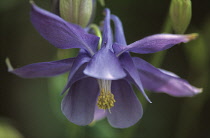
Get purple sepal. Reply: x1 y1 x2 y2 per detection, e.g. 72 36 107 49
30 3 99 55
133 57 202 97
114 34 194 56
119 53 151 103
10 58 75 78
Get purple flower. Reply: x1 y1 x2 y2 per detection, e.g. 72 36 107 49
8 2 202 128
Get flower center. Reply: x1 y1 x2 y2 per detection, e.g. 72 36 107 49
97 79 116 112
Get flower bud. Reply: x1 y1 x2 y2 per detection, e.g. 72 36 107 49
59 0 95 27
170 0 192 34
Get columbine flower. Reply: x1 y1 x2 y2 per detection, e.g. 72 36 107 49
7 2 202 128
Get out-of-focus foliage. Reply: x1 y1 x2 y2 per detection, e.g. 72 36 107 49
0 0 22 12
0 119 23 138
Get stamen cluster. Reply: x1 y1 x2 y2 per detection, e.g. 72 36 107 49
97 89 116 110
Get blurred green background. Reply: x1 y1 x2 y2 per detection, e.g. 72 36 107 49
1 0 210 137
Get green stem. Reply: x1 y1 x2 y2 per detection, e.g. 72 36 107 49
98 0 105 6
89 24 102 49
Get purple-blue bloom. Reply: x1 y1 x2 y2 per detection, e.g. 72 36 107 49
8 2 202 128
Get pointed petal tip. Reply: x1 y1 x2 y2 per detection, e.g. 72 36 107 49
185 33 199 41
142 91 152 103
5 58 14 72
60 89 66 96
29 0 35 5
195 87 203 94
188 87 202 97
186 84 203 96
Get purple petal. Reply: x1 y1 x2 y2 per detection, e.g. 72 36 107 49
111 15 127 45
61 77 99 126
119 53 151 103
84 47 126 80
30 2 99 55
133 57 202 97
9 58 75 78
61 64 88 95
115 34 198 55
61 52 90 94
107 79 143 128
93 106 107 121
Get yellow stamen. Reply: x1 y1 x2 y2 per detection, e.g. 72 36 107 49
97 89 116 112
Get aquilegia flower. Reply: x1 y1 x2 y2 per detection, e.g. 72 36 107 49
7 2 202 128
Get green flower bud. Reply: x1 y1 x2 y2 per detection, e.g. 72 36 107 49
59 0 95 27
170 0 192 34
